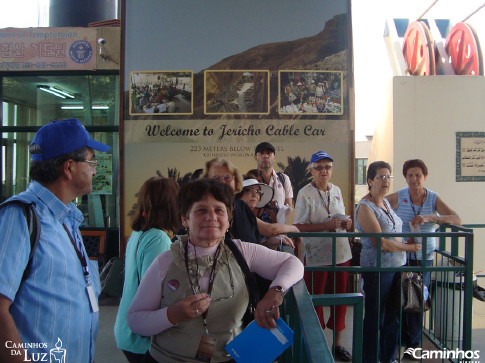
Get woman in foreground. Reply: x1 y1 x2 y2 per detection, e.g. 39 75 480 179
127 178 304 362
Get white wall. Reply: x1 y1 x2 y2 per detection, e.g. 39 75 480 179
392 75 485 313
392 76 485 210
367 76 394 165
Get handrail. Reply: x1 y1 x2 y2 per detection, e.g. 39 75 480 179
310 293 364 363
286 227 474 360
462 224 485 229
282 280 334 363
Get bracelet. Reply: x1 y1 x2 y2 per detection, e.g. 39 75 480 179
436 215 440 224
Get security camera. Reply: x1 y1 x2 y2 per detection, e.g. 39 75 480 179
97 38 106 45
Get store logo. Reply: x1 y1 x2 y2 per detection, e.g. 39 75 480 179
69 40 93 64
404 347 480 361
5 337 67 362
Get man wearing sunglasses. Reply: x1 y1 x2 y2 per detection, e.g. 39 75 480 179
0 119 110 363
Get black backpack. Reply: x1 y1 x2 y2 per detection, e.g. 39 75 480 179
0 199 41 283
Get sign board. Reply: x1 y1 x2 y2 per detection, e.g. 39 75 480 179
0 27 96 71
456 132 485 181
123 0 354 241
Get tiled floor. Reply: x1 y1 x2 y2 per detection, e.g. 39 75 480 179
323 305 485 363
95 301 485 363
95 301 126 363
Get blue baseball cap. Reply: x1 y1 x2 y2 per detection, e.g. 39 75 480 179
30 119 110 161
310 151 333 163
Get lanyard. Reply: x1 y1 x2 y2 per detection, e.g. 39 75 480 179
369 194 396 231
184 241 221 325
62 223 99 313
410 188 427 217
61 223 90 281
313 182 331 217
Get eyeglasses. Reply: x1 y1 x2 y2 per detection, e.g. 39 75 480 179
212 175 234 182
312 164 333 171
210 253 235 302
243 188 263 197
375 175 393 181
83 159 99 170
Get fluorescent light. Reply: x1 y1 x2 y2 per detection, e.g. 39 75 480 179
60 105 109 110
61 106 83 110
51 87 75 99
38 86 67 98
37 85 75 99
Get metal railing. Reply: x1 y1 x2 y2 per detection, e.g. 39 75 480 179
310 293 364 362
280 279 364 363
280 280 334 363
283 226 474 363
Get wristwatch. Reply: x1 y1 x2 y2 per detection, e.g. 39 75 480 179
271 285 286 294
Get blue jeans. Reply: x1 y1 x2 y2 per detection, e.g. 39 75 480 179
401 259 433 348
362 271 401 363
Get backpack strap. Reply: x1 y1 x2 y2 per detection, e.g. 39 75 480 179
0 200 41 283
276 172 286 188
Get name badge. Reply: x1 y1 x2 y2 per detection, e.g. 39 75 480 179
195 334 217 362
86 285 99 313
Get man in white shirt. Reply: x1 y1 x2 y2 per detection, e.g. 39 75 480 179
254 142 293 207
157 101 167 113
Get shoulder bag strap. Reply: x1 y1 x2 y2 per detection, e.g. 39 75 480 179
224 235 262 307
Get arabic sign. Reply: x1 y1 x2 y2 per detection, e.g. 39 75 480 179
0 27 96 71
456 132 485 181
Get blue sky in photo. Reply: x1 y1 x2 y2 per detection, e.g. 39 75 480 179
125 0 347 74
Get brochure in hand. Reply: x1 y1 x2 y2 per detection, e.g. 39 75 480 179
332 213 350 220
225 318 294 363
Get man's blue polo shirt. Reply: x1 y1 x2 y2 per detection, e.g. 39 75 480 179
0 181 100 363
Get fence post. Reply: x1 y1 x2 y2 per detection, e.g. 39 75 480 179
462 230 474 351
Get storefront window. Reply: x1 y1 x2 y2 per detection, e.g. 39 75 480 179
1 73 119 228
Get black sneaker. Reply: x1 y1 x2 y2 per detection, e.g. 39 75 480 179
334 345 352 362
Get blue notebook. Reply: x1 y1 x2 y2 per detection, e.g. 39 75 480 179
225 318 294 363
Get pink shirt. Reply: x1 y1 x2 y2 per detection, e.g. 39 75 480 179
127 239 303 336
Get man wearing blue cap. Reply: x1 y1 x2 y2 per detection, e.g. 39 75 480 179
0 119 110 363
